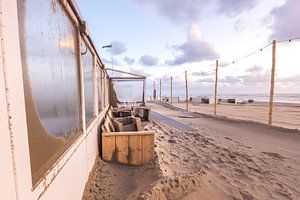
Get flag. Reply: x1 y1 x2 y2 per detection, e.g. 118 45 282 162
102 44 112 48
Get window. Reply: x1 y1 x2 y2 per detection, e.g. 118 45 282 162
18 0 81 185
96 65 102 112
111 80 144 106
81 41 95 125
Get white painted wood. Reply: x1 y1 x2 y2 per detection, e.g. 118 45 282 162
0 0 32 199
0 10 17 199
0 0 110 199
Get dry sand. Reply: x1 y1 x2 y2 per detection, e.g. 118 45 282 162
172 101 300 130
83 103 300 200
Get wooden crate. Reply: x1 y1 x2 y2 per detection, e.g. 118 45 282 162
102 130 155 166
111 108 132 118
112 116 142 132
131 106 150 122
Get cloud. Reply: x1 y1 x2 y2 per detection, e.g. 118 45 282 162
129 68 152 77
238 71 270 83
269 0 300 40
111 41 127 55
140 55 159 66
197 77 215 83
278 75 300 83
166 24 219 65
245 65 263 73
135 0 257 23
220 76 241 83
234 19 248 32
124 57 135 65
217 0 257 17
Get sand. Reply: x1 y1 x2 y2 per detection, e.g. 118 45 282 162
82 103 300 199
172 101 300 130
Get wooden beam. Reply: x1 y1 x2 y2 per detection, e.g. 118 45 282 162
105 68 146 78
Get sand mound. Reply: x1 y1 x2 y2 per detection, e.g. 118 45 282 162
83 111 300 199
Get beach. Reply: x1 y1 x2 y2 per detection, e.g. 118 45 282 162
172 101 300 130
82 102 300 199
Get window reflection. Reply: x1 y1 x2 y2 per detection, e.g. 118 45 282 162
112 80 144 106
97 66 102 112
81 41 95 124
18 0 81 184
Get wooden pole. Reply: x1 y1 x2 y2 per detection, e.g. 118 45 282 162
185 70 188 111
160 79 162 102
153 81 156 101
170 76 173 104
214 60 219 116
269 40 276 125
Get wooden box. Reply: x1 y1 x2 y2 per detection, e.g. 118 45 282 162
111 108 132 118
102 131 155 166
112 116 142 132
131 106 150 122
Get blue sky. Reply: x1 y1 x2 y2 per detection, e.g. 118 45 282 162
76 0 300 95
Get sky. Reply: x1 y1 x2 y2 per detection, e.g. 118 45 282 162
76 0 300 96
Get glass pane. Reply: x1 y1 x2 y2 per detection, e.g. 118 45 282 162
97 66 102 112
81 41 95 124
17 0 81 184
102 71 107 107
111 80 144 106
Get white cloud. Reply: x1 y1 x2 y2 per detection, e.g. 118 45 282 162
111 41 127 55
245 65 263 73
129 68 151 77
140 55 159 66
135 0 257 23
124 57 135 65
166 24 219 65
270 0 300 40
217 0 257 17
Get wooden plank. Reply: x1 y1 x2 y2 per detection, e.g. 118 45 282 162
107 116 116 132
104 131 155 136
112 119 123 132
102 134 116 161
128 135 142 166
142 134 155 165
116 135 129 164
134 117 142 131
104 118 112 132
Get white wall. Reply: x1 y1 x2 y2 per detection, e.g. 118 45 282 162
0 0 108 199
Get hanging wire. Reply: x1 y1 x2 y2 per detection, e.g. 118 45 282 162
277 35 300 44
156 34 300 84
229 42 272 66
225 34 300 67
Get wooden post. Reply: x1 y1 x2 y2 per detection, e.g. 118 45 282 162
160 79 162 102
214 60 219 116
269 40 276 125
170 76 173 104
185 70 188 111
153 81 156 101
